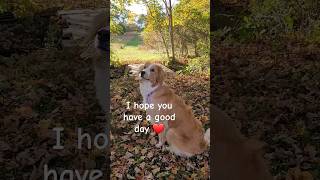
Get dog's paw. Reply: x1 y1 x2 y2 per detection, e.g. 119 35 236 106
150 132 156 136
156 142 164 148
166 146 174 153
162 146 170 152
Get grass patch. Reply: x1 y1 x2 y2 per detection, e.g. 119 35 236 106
126 35 141 47
112 44 166 64
111 31 167 65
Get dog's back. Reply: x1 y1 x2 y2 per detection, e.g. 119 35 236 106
212 106 273 180
152 86 209 155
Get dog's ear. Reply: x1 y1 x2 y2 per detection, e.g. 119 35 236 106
144 62 151 69
155 65 165 85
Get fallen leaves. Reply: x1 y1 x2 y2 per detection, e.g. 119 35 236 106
286 167 314 180
15 105 34 118
213 41 320 179
0 48 108 179
38 119 51 137
110 70 210 178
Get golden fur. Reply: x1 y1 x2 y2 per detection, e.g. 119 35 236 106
212 106 273 180
140 63 209 156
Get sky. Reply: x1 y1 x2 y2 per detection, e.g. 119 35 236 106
127 0 179 15
127 3 147 15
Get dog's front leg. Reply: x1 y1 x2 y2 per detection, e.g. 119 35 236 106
156 132 165 148
156 132 166 148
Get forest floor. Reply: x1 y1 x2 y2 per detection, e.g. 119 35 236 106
110 30 211 178
110 66 210 179
1 27 320 179
213 40 320 179
0 48 109 179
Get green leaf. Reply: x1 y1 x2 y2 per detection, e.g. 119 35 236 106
284 15 293 31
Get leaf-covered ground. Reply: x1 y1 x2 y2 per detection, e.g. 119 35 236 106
0 48 109 179
213 40 320 179
110 67 210 179
2 36 319 180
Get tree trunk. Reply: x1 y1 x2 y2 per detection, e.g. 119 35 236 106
163 0 175 61
194 40 199 57
144 0 171 61
180 41 183 57
184 41 188 57
181 40 188 57
168 0 175 61
160 31 170 59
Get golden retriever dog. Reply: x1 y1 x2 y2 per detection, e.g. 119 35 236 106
139 63 210 157
80 11 108 113
212 106 273 180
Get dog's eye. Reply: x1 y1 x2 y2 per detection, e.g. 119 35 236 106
151 69 154 72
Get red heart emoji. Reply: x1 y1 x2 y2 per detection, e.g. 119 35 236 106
152 123 164 134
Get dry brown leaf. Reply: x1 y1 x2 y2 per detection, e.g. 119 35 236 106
15 106 33 118
286 167 314 180
38 119 51 138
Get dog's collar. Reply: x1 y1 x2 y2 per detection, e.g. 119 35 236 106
146 85 159 104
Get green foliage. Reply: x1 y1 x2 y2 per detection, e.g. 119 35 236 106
111 0 131 34
233 0 320 41
141 0 169 54
242 0 294 38
111 20 125 34
143 0 167 34
211 27 232 41
110 0 141 34
306 20 320 44
110 50 122 67
142 31 166 51
0 1 8 13
174 0 210 54
2 0 107 17
126 34 141 46
136 14 146 30
111 0 210 73
174 0 209 34
197 40 210 55
142 0 210 58
3 0 39 17
182 55 209 75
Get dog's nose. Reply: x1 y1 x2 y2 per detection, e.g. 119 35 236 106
141 71 145 76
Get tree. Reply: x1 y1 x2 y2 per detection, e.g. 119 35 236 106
126 11 139 31
136 14 146 31
141 0 209 59
162 0 175 61
142 0 170 59
174 0 210 57
111 0 131 34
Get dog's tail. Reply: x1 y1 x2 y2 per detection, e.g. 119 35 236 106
204 128 210 146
